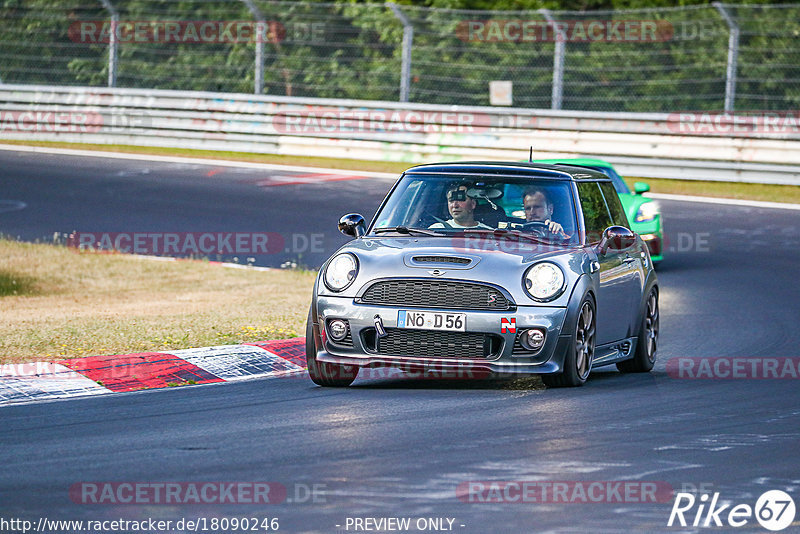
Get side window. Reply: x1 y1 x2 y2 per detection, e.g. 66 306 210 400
577 182 612 243
599 182 630 228
374 179 422 228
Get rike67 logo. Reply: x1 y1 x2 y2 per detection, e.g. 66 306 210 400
668 490 795 531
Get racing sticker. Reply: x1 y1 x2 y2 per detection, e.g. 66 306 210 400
169 344 304 380
501 317 516 334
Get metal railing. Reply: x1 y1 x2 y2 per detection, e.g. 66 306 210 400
2 84 799 185
1 2 799 112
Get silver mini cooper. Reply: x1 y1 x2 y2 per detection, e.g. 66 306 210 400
306 162 659 387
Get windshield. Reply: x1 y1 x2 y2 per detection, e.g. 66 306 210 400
590 166 631 195
370 173 580 245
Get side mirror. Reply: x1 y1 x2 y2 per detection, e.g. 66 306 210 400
338 213 366 238
598 226 636 255
634 182 650 195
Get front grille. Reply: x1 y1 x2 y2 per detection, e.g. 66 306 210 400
412 255 471 265
359 280 513 311
375 328 501 359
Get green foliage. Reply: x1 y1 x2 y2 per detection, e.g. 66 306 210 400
0 0 108 85
0 0 797 111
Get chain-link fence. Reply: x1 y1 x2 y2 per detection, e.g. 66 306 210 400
1 1 798 112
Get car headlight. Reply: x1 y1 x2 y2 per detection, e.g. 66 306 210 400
523 262 566 302
634 201 660 223
324 253 358 292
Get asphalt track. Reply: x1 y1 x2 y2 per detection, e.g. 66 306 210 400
2 149 800 533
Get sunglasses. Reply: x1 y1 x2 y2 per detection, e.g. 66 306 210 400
447 190 467 202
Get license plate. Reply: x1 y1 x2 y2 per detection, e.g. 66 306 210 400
397 310 466 332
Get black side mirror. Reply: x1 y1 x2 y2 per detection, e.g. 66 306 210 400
338 213 366 238
598 226 636 255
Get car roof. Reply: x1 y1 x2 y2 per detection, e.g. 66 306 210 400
531 157 614 170
403 161 609 181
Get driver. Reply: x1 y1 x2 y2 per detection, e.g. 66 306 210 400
522 187 566 235
429 182 493 230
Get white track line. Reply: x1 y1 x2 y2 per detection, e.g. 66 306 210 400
0 143 397 179
2 143 798 210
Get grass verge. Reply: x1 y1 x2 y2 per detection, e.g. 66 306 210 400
624 176 800 204
3 140 799 204
0 238 315 364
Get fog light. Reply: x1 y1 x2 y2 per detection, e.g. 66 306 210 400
520 328 546 351
328 319 349 341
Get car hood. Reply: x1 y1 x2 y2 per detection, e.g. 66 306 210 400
318 236 592 307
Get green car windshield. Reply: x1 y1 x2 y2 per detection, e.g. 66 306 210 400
589 166 631 195
531 159 631 195
371 174 580 245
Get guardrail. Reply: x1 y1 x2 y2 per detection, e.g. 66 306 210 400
1 84 799 185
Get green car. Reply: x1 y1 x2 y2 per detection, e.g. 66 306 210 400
528 158 664 263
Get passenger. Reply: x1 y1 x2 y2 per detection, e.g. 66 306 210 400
429 182 493 229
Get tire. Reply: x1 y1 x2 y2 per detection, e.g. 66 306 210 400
305 307 358 387
543 296 596 388
617 287 659 373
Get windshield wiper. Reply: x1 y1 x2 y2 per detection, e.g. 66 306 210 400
372 226 445 237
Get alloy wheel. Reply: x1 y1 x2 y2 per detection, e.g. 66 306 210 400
575 302 595 380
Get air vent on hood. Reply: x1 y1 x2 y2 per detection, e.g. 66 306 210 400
411 255 471 265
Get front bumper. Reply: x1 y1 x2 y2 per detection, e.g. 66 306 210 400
632 218 663 262
313 296 572 375
639 232 663 262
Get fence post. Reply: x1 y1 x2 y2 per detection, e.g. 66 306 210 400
99 0 118 87
241 0 265 94
539 9 565 110
713 2 739 112
388 3 413 103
